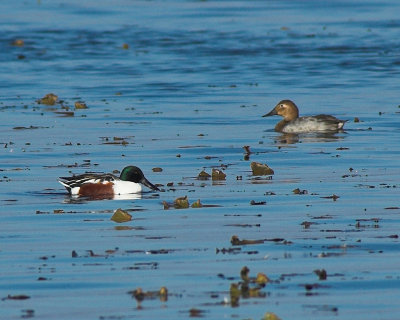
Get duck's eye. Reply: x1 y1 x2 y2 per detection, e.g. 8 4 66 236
280 104 284 108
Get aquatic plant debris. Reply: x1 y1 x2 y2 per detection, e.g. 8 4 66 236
228 267 269 307
301 221 317 229
231 235 264 245
262 312 282 320
293 188 308 195
250 162 274 176
314 269 327 280
243 145 252 155
189 308 205 317
250 200 266 205
74 101 88 109
164 196 206 210
37 93 58 105
110 208 132 223
174 196 189 209
2 294 30 301
216 247 242 254
321 194 340 201
256 272 270 285
128 287 168 306
13 125 48 130
212 168 226 180
191 199 203 208
231 235 288 246
197 170 211 180
12 39 24 46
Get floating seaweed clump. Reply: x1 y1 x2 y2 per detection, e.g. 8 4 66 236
321 194 340 201
2 294 30 301
243 145 252 160
314 269 327 280
163 196 203 209
111 208 132 223
231 235 289 245
128 286 168 307
197 170 211 180
12 39 24 46
191 199 203 208
189 308 205 317
229 266 270 307
293 188 308 195
174 196 189 209
74 101 88 109
212 168 226 180
37 93 58 105
251 162 274 176
262 312 282 320
231 235 264 245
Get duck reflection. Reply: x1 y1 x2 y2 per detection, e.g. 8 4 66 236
273 132 346 145
63 192 142 203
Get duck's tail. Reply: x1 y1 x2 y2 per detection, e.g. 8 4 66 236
58 178 72 194
338 120 347 130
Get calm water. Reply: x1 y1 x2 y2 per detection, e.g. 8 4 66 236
1 1 400 319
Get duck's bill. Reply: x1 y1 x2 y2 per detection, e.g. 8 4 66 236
262 108 277 117
141 177 160 191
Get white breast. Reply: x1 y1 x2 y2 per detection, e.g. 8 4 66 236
112 181 142 194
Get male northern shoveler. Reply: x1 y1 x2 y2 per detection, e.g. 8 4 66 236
59 165 160 197
263 99 346 133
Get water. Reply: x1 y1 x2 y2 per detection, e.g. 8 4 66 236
1 1 400 319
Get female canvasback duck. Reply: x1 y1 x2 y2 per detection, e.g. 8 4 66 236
263 100 346 133
59 165 160 197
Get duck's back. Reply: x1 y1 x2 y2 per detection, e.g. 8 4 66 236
281 115 345 133
58 173 119 195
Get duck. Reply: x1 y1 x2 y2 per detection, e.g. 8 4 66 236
59 165 160 197
263 99 346 133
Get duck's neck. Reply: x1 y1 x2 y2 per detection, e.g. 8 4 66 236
275 120 289 132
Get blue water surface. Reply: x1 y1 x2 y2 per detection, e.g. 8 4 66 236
1 1 400 319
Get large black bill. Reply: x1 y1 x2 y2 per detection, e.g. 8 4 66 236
262 108 277 117
141 177 160 191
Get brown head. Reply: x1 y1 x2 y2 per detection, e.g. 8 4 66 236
263 100 299 121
